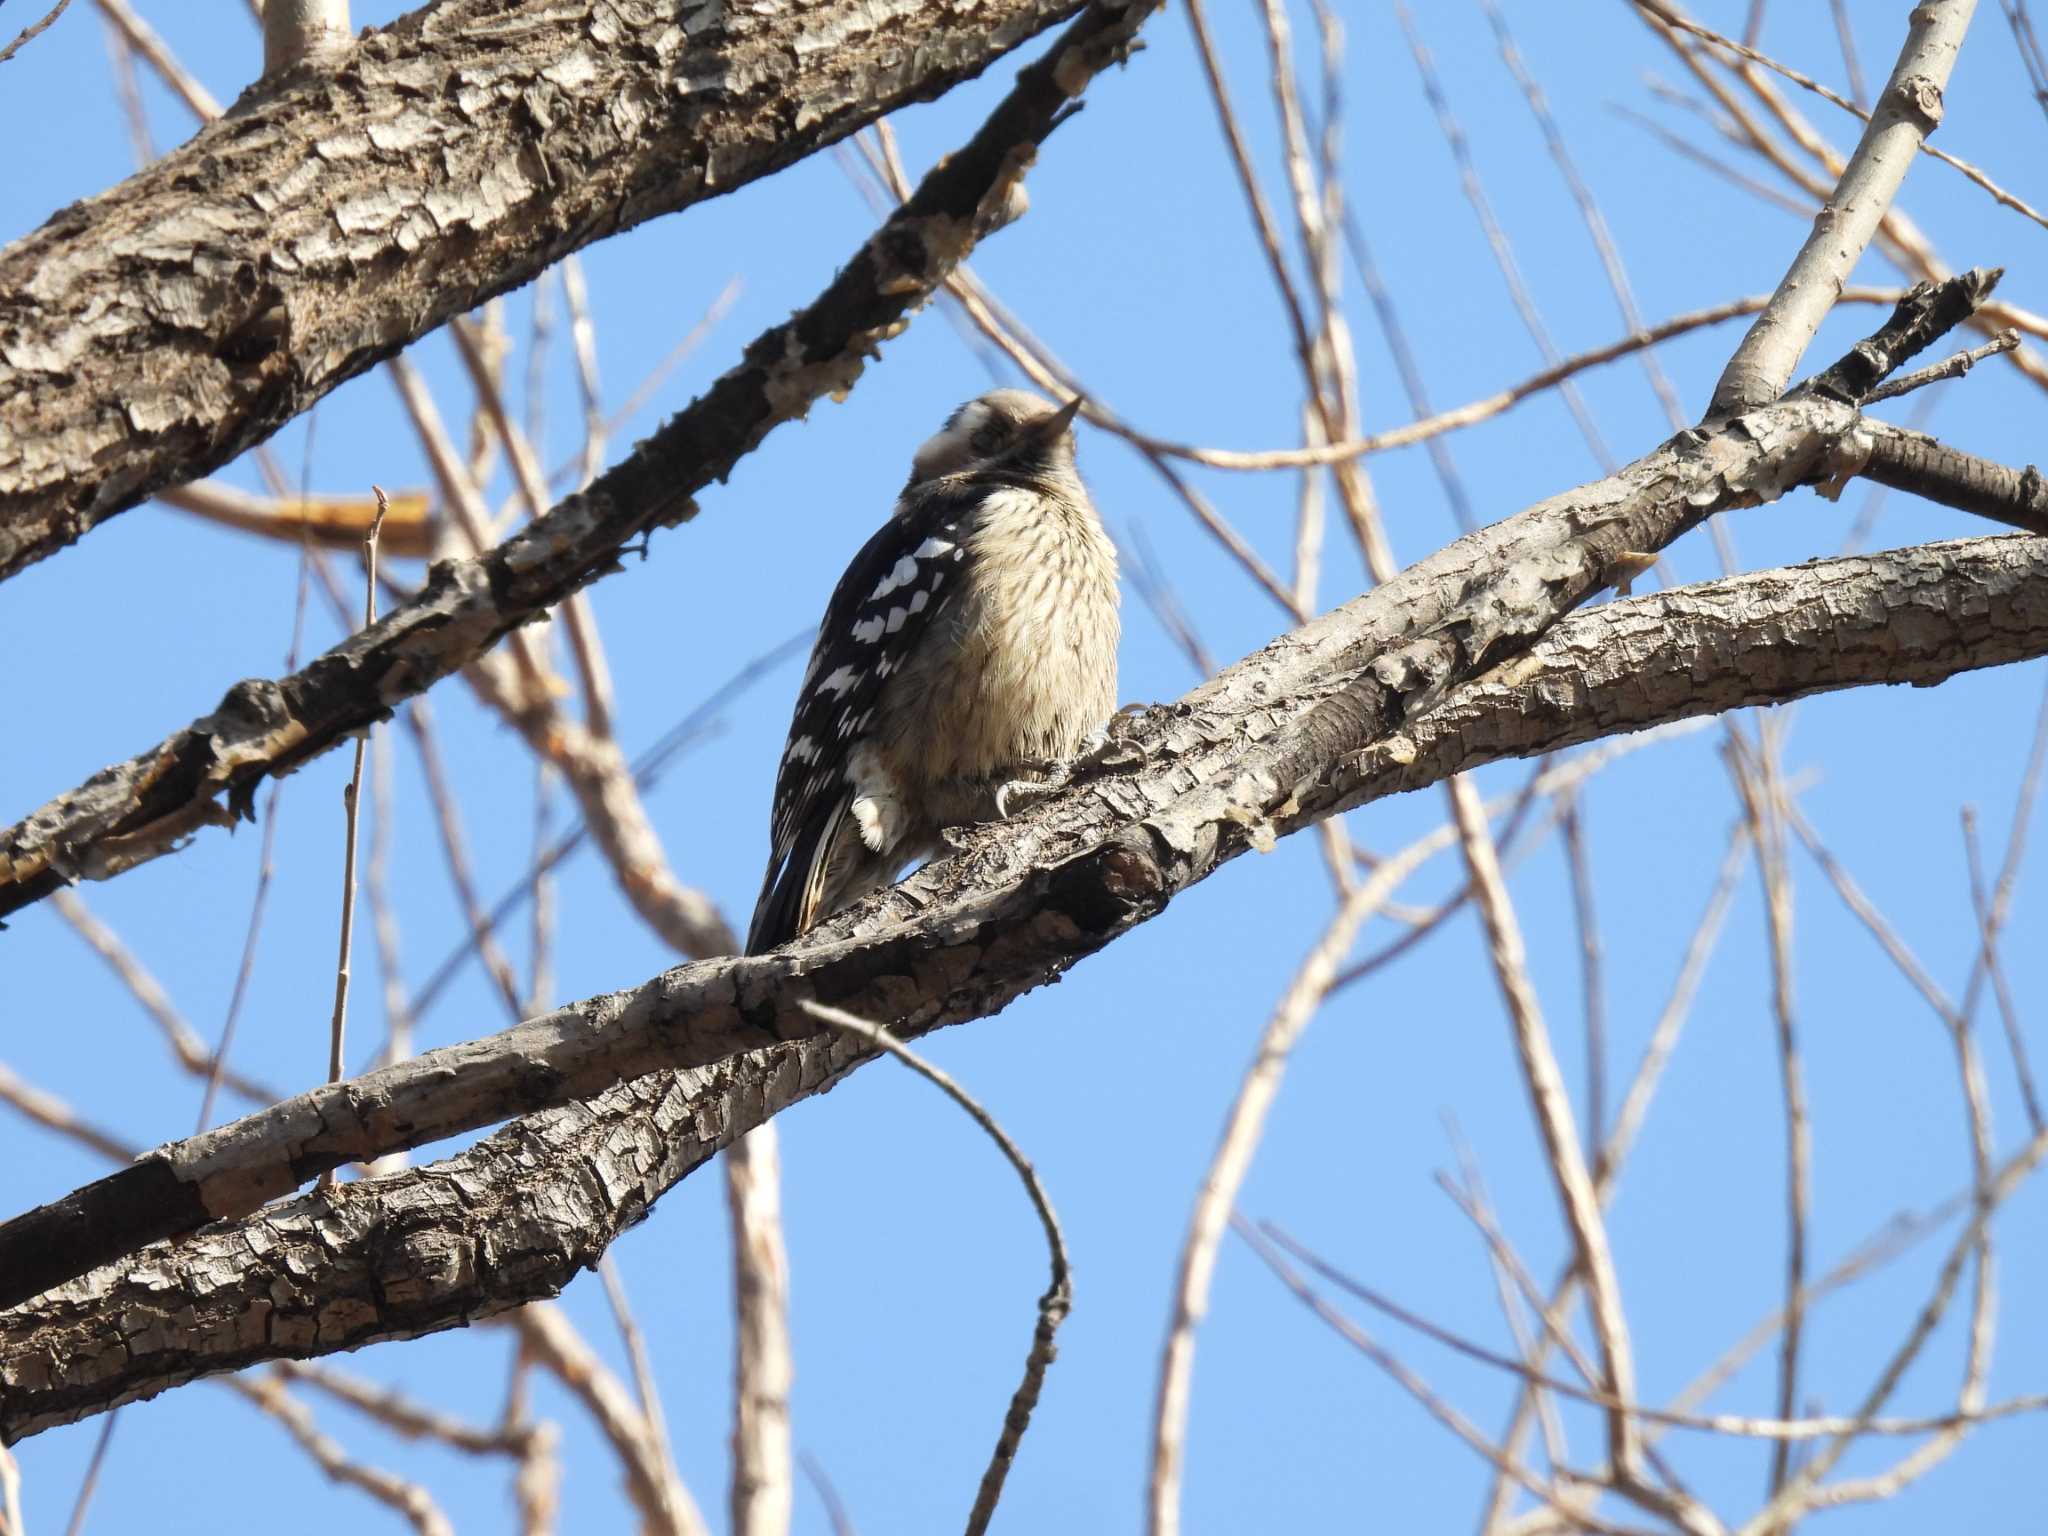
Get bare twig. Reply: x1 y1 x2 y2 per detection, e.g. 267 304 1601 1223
1559 795 1607 1152
1236 1223 1642 1536
1448 778 1640 1477
60 1412 116 1536
1726 726 1812 1506
321 490 389 1181
802 1001 1070 1536
0 0 72 65
277 1359 536 1456
0 1063 138 1164
362 728 414 1110
1962 809 2042 1131
1148 818 1463 1536
198 497 320 1132
1862 329 2020 402
1397 1 1615 470
403 698 529 1022
158 481 436 557
1640 0 2048 233
51 891 282 1106
1262 1219 2048 1442
1483 0 1689 433
87 0 219 120
800 1454 860 1536
511 1304 708 1536
597 1258 677 1477
227 1373 452 1536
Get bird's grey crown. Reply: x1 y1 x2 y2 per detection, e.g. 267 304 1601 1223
908 387 1075 486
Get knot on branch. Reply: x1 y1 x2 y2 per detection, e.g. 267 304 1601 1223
1892 72 1946 130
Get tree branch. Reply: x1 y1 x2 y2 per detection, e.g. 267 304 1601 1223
1706 0 1978 413
4 533 2044 1428
1847 420 2048 536
0 0 1096 582
0 0 1162 919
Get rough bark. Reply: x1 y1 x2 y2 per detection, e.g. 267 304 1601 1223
0 0 1093 582
0 0 1160 919
4 532 2044 1441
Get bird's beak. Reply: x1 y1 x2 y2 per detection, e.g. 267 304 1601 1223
1046 395 1085 436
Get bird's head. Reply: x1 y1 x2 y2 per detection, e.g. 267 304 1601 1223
908 388 1084 487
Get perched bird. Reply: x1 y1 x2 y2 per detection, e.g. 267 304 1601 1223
746 389 1120 955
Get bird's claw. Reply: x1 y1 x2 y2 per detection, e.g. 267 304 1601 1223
995 761 1072 819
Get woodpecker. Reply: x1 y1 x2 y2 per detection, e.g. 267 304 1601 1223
746 389 1121 955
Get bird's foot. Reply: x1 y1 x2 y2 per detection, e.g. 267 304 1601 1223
995 759 1074 819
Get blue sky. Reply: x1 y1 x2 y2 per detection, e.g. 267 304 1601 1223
3 2 2046 1532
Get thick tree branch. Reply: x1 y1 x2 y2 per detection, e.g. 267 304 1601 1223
0 0 1096 582
0 0 1160 919
3 533 2042 1438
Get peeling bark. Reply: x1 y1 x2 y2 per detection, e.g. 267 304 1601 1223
0 0 1095 581
0 0 1161 918
0 536 2039 1441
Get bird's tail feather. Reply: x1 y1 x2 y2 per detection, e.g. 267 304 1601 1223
746 791 856 956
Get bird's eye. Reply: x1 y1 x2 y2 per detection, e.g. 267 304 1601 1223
970 422 1010 455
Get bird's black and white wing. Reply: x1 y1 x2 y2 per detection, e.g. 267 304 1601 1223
746 480 980 953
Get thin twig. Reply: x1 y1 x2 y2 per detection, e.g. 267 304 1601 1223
1962 809 2042 1131
598 1259 677 1477
322 490 389 1185
60 1412 117 1536
403 697 529 1022
1483 0 1689 433
799 1453 860 1536
1396 0 1615 470
1726 726 1811 1506
199 468 322 1132
1261 1220 2048 1442
510 1304 708 1536
277 1359 537 1456
1148 819 1463 1536
1448 777 1640 1477
1862 330 2020 402
1639 0 2048 234
363 727 414 1120
88 0 219 119
51 891 282 1106
802 1001 1070 1536
1236 1223 1648 1536
0 1063 138 1164
0 0 72 66
226 1373 453 1536
1559 795 1607 1153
